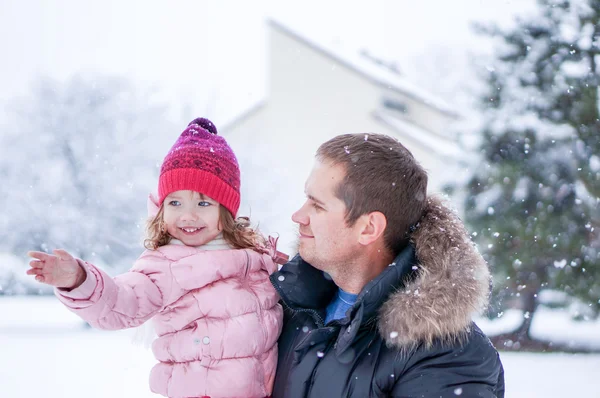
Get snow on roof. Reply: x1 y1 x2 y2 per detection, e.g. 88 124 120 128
373 110 462 159
268 18 459 118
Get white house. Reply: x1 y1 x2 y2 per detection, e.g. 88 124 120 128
223 19 462 253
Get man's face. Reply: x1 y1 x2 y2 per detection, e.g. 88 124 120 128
292 160 362 273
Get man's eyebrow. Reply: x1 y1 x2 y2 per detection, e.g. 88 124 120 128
307 194 325 206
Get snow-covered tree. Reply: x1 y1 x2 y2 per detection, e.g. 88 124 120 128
465 0 600 343
0 75 174 292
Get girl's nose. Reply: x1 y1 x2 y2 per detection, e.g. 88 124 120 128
181 209 199 221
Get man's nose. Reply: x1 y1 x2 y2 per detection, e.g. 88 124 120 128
292 203 308 225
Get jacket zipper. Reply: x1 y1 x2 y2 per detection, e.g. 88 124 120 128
271 278 326 327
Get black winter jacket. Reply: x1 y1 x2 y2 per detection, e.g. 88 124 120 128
270 197 505 398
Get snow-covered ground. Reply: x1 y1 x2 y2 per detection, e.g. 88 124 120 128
475 307 600 351
1 296 599 398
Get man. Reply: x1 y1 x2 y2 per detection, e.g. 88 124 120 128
270 133 504 397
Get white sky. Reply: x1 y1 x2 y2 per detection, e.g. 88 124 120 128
0 0 533 124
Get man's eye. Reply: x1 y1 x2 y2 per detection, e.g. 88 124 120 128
312 203 322 211
168 200 181 206
198 201 211 207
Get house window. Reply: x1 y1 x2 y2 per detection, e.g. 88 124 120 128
382 98 409 114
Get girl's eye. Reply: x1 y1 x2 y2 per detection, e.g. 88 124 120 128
198 201 211 207
312 202 323 211
168 200 181 206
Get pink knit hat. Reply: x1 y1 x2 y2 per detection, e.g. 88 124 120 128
158 118 241 216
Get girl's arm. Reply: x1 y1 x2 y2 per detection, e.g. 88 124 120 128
28 249 168 331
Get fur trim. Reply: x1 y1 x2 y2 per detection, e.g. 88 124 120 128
378 196 491 349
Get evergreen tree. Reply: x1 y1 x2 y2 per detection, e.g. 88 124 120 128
466 0 600 343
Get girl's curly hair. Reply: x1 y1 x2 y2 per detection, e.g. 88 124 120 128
144 205 266 251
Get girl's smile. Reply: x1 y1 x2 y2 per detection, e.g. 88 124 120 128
179 227 204 234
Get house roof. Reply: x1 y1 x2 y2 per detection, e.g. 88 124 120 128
222 18 460 133
268 19 459 118
373 110 462 159
220 100 266 133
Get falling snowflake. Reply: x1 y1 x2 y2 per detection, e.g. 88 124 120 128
553 259 567 269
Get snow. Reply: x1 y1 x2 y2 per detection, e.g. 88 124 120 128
2 296 600 397
472 184 503 215
590 155 600 172
0 1 597 395
1 328 156 398
0 253 52 296
0 296 85 330
500 352 600 397
476 307 600 351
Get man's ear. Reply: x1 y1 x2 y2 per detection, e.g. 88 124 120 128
357 211 387 246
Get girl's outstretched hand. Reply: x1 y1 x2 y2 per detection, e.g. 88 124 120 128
26 249 86 290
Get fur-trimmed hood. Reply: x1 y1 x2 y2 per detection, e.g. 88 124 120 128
378 196 491 349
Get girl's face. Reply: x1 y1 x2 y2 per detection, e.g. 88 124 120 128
162 190 221 246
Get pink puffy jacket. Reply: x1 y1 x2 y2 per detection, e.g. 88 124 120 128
56 244 283 398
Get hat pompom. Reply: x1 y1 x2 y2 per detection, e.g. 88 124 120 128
188 117 218 135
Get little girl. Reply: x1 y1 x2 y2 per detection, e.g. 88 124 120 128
26 118 286 398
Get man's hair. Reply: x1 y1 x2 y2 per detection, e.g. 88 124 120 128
316 133 428 255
